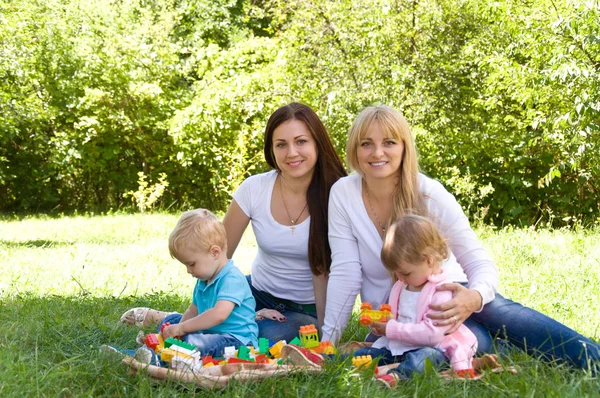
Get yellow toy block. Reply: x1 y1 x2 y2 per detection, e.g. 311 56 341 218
218 360 226 366
160 348 193 363
359 303 392 326
160 348 177 362
352 355 373 368
202 362 215 368
299 324 319 349
269 340 286 358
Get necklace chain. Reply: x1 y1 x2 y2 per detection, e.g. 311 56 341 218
279 175 308 234
364 185 387 233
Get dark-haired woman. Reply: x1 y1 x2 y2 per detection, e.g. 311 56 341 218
223 103 347 342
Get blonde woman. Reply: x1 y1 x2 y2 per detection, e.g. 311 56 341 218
323 105 599 371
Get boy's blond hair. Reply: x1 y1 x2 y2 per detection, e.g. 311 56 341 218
168 209 227 257
381 214 448 281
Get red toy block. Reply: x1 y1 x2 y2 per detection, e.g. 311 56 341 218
144 334 160 350
227 357 254 364
254 354 268 364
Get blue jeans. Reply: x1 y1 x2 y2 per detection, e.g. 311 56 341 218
159 313 243 357
354 346 446 380
246 275 318 342
460 284 600 371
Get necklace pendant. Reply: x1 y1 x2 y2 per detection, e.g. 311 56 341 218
291 224 296 235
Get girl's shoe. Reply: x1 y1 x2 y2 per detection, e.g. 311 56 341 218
375 373 399 388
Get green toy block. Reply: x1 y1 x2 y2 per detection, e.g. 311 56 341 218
258 338 270 354
164 337 195 351
289 337 301 346
237 345 252 360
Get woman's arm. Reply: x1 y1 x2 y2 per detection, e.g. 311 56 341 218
222 199 251 259
322 182 363 344
424 178 499 331
312 273 328 331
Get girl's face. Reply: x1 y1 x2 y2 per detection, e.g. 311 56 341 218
272 119 318 180
394 255 439 290
357 121 404 181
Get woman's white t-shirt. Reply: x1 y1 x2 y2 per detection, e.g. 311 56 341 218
233 170 315 304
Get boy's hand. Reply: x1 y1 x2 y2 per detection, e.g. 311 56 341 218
370 321 387 336
161 324 183 339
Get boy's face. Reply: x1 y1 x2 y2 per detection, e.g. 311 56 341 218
174 245 223 282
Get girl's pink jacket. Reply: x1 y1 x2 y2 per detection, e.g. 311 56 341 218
385 271 478 371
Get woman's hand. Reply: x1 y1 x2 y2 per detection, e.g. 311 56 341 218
427 283 482 334
370 321 387 336
255 308 287 322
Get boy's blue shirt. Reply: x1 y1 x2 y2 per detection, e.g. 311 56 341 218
192 259 258 347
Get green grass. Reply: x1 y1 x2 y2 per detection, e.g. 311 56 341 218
1 214 599 396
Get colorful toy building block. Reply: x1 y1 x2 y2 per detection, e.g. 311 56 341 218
237 345 252 360
254 354 268 364
289 336 301 346
311 341 336 355
352 355 373 368
258 338 270 354
160 348 177 362
201 355 221 366
202 362 215 368
164 337 196 351
299 324 319 349
227 357 254 364
171 356 198 370
223 346 237 359
269 340 287 358
359 303 392 326
144 334 160 351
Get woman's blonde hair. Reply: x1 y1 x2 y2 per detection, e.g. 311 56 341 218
346 105 425 228
168 209 227 257
381 214 448 281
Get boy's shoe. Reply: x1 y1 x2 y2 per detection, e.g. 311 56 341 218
374 373 399 388
134 346 161 367
280 345 323 368
120 307 152 327
99 345 125 358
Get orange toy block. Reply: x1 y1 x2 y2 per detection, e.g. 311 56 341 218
311 341 336 355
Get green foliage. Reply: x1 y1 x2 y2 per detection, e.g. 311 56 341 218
125 172 169 213
1 0 598 225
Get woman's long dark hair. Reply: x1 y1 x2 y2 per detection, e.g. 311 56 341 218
264 103 347 275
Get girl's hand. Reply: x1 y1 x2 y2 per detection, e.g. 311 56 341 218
427 283 482 334
161 324 183 339
370 321 387 336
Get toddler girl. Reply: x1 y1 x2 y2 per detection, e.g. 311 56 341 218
354 214 477 379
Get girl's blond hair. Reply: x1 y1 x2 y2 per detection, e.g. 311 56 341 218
346 106 425 228
381 215 448 281
168 209 227 257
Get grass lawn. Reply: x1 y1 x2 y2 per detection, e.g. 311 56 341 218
1 213 599 396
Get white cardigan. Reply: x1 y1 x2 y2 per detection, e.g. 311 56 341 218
322 173 499 343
